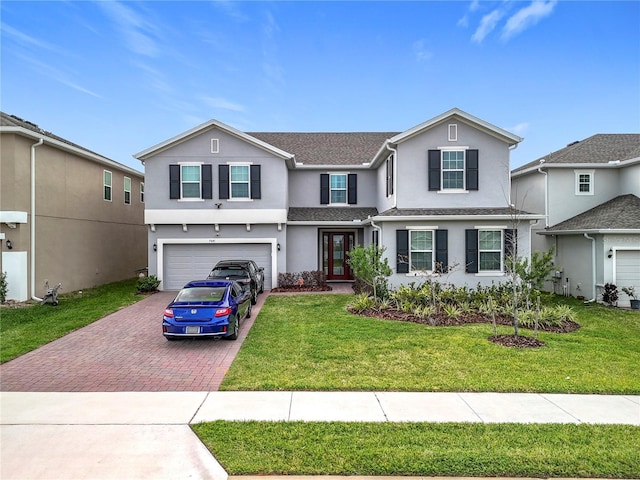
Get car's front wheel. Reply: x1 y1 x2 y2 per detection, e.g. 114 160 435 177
251 287 258 305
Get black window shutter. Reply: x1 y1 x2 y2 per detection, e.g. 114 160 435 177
428 150 441 191
396 229 409 274
250 165 261 199
372 230 379 247
218 165 229 200
169 164 180 199
202 165 212 199
320 174 329 204
435 229 448 273
466 149 479 191
504 228 517 260
387 156 394 196
465 229 479 273
348 174 357 204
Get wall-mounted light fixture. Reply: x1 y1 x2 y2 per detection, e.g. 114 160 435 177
608 248 613 258
6 240 12 250
153 243 157 252
277 243 281 251
215 203 222 209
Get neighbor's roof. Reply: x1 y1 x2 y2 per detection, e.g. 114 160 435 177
542 194 640 233
513 134 640 174
287 207 378 222
250 132 397 166
0 111 143 176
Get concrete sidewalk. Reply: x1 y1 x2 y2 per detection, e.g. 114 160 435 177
1 391 639 480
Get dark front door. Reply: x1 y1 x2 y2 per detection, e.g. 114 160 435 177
323 232 354 281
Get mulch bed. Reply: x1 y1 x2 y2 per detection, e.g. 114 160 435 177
271 286 333 293
348 307 581 348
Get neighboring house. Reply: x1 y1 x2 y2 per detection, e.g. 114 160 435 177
511 134 640 307
135 108 542 291
0 112 147 301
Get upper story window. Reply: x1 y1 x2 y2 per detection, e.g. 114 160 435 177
218 164 261 201
442 151 465 189
320 173 357 205
169 163 213 200
428 149 478 192
103 170 112 201
330 174 347 204
230 165 250 199
409 230 434 271
575 170 594 195
386 155 394 197
140 182 144 203
124 177 131 205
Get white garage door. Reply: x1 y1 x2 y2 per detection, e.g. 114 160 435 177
616 250 640 307
163 243 272 291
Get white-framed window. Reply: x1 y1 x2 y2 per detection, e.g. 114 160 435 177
448 124 458 141
330 173 347 204
230 164 250 199
575 170 594 195
124 177 131 205
442 150 465 190
181 164 201 199
478 230 502 272
409 230 434 272
103 170 112 201
140 182 144 203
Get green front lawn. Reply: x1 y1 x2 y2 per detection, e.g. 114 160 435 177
221 293 640 393
193 422 640 477
0 278 143 363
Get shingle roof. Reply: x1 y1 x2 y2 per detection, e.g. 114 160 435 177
546 194 640 231
249 132 398 166
1 111 115 158
376 207 535 217
288 207 378 222
514 134 640 173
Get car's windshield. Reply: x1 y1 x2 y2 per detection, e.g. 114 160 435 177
174 287 226 302
209 268 248 278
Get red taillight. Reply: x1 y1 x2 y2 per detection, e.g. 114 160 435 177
215 307 232 317
164 308 174 318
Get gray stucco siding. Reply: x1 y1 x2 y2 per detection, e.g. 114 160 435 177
394 122 512 210
144 126 289 211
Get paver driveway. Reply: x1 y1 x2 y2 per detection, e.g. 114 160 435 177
0 290 267 392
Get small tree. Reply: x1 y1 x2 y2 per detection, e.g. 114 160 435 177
347 244 392 301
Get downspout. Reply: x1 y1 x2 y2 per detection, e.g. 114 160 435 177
583 233 596 302
31 138 44 301
537 163 549 227
369 218 382 246
385 142 397 209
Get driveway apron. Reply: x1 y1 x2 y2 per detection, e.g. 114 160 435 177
0 290 267 392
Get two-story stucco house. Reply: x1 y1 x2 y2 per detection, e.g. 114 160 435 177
0 112 147 301
135 108 542 291
511 134 640 306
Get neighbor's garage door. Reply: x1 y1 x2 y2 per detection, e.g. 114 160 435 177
616 250 640 307
163 243 272 291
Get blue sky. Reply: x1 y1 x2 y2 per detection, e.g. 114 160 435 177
2 1 638 173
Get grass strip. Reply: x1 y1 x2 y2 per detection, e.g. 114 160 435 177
0 278 143 363
220 294 640 393
193 421 640 477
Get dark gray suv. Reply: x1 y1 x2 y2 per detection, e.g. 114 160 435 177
207 259 265 305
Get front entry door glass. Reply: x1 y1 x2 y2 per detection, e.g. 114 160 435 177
323 232 354 281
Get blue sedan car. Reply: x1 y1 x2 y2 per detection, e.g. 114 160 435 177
162 280 251 341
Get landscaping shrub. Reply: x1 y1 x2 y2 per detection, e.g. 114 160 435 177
136 274 160 293
0 272 7 303
277 271 327 288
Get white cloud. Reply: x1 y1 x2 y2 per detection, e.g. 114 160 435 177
200 96 246 113
97 1 161 57
413 39 433 62
472 8 506 44
509 122 530 135
501 0 557 41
